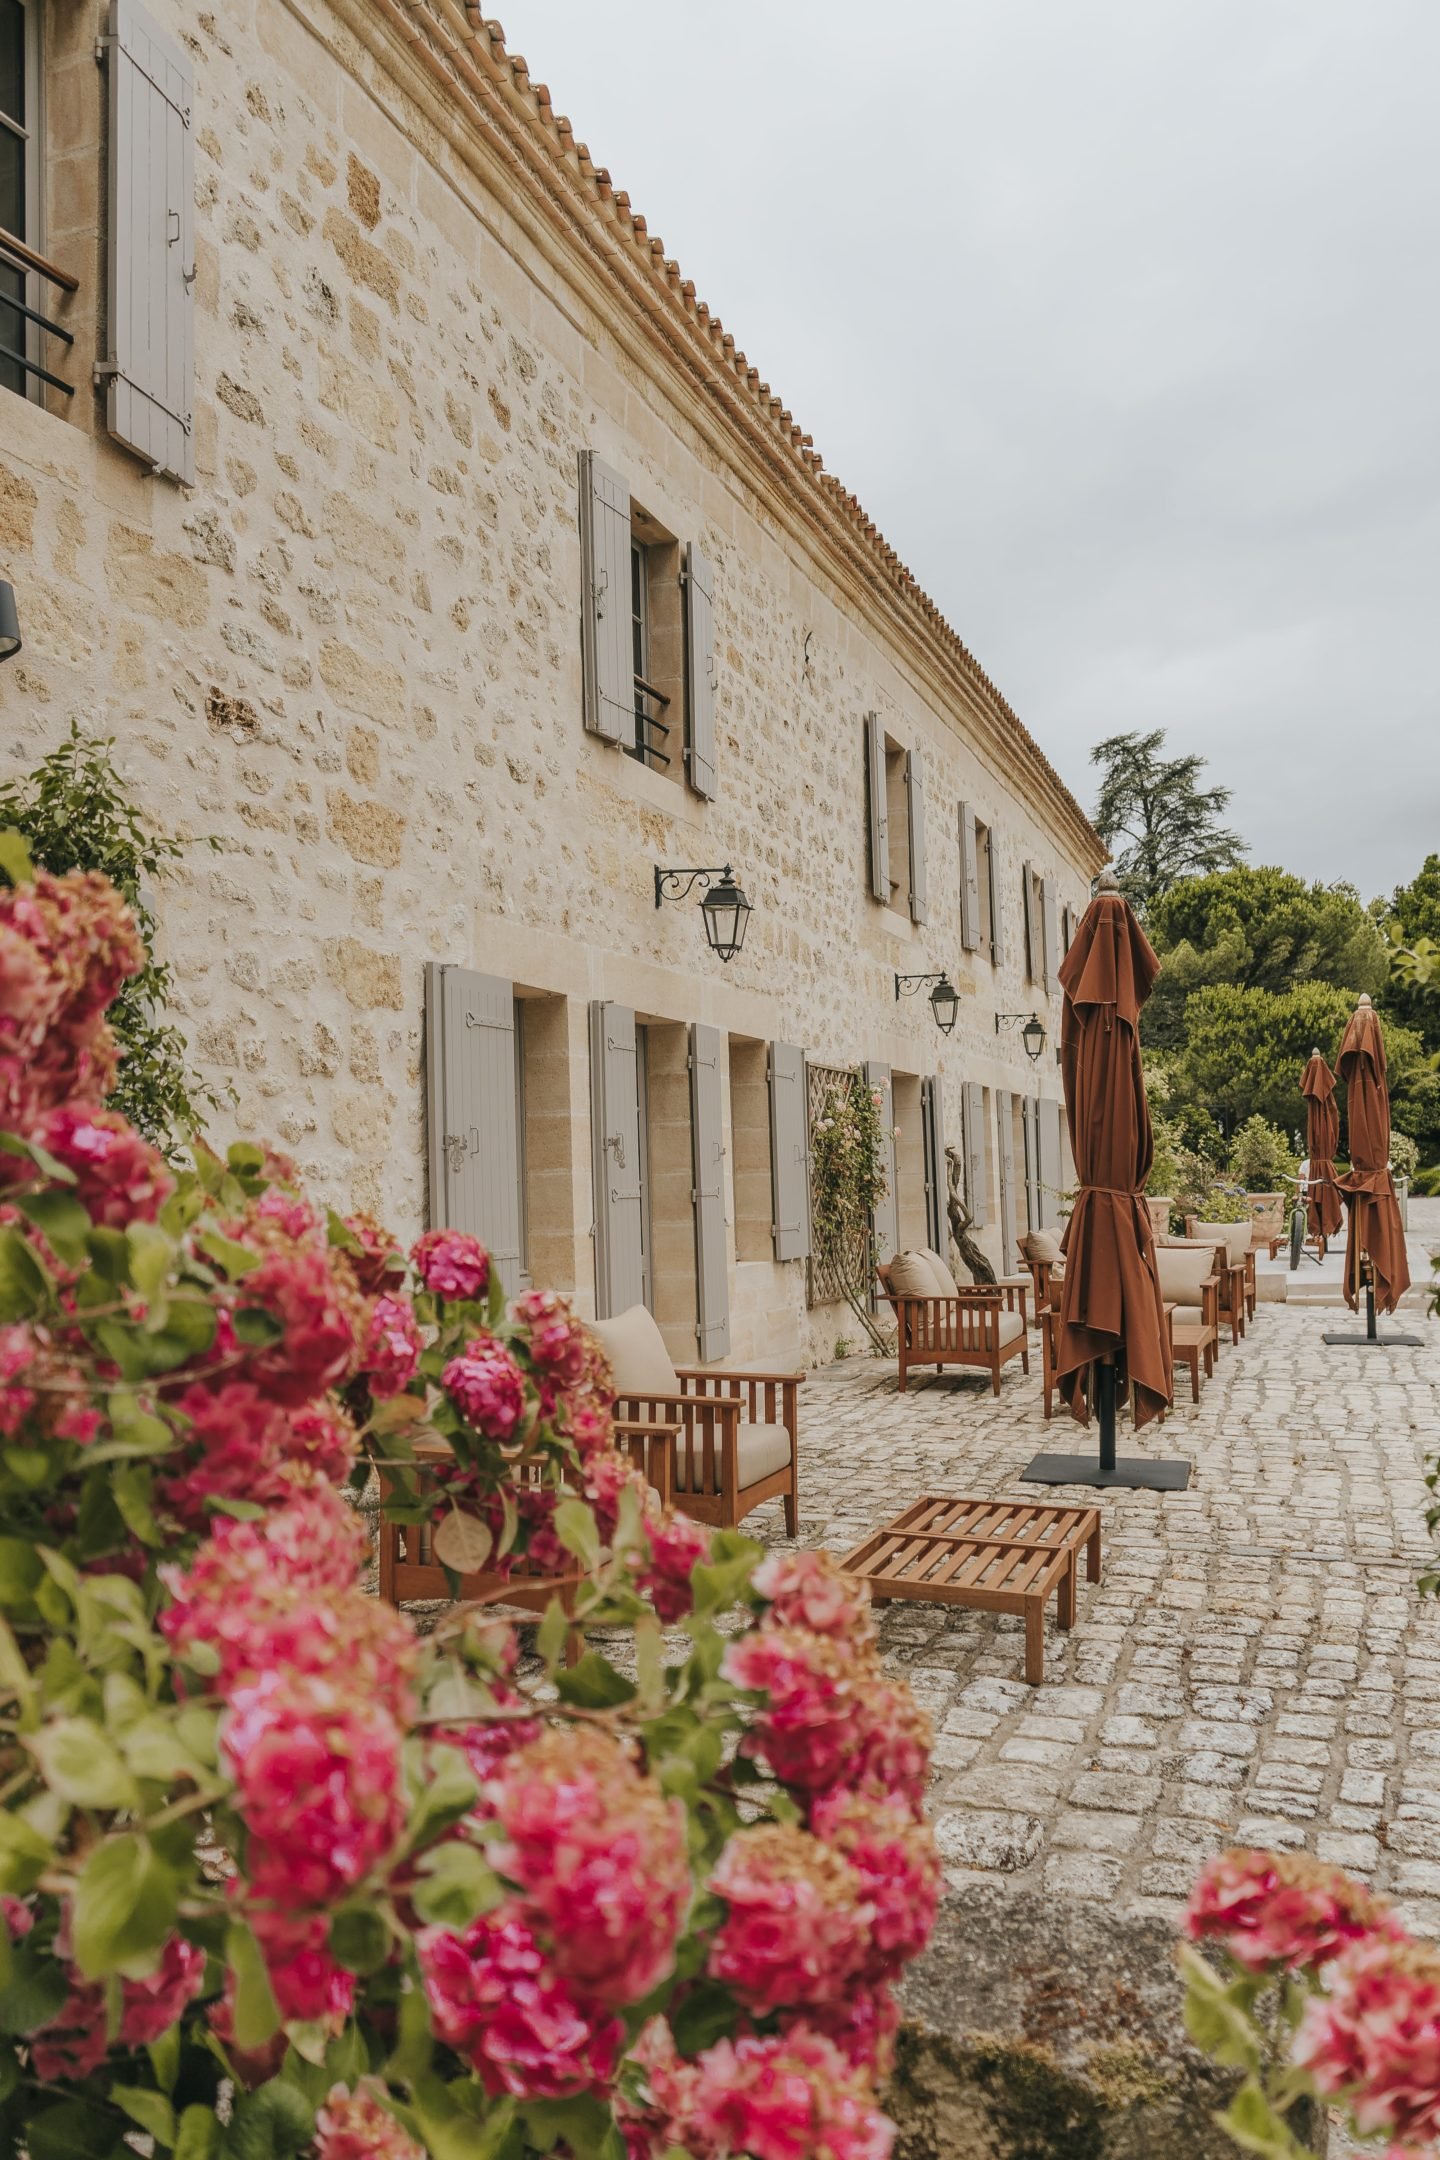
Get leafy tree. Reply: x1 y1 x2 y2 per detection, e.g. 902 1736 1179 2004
1175 979 1439 1154
1091 728 1246 911
1226 1114 1298 1193
1385 853 1440 1056
0 723 226 1150
1143 865 1387 1050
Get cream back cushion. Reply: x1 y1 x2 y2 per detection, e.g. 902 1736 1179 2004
1194 1221 1250 1266
1020 1230 1063 1267
918 1245 961 1295
887 1251 946 1298
588 1304 679 1395
1156 1246 1213 1308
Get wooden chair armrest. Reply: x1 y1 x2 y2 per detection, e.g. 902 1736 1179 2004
613 1417 681 1441
673 1367 805 1388
611 1390 742 1429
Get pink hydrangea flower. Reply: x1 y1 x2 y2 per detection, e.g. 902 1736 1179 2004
247 1906 356 2028
118 1934 207 2044
158 1381 303 1528
336 1211 407 1295
0 1895 32 1940
234 1245 356 1405
708 1824 869 2011
723 1628 882 1796
0 1324 37 1438
442 1335 527 1438
661 2028 893 2160
849 1679 932 1814
417 1904 622 2099
222 1672 406 1905
26 1102 173 1227
808 1793 941 1980
1294 1937 1440 2144
1187 1848 1398 1974
640 1512 709 1623
0 869 143 1126
488 1730 690 2006
361 1292 423 1400
286 1400 359 1483
791 1986 902 2081
753 1549 874 1642
412 1230 491 1304
511 1287 589 1389
254 1186 321 1243
315 2082 426 2160
29 1975 110 2082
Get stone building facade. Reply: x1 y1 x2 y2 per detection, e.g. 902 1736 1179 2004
0 0 1104 1365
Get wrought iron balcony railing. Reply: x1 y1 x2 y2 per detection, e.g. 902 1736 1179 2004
0 227 77 398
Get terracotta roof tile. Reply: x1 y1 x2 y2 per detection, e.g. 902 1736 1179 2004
381 0 1100 856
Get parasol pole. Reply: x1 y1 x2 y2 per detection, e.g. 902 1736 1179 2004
1095 1358 1118 1475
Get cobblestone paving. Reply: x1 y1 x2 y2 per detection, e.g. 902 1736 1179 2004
743 1302 1440 1933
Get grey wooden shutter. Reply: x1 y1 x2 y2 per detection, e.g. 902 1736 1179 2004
864 713 889 902
1021 863 1037 984
684 541 717 798
1042 1098 1066 1228
958 803 981 952
768 1041 811 1261
906 750 928 925
589 1001 645 1317
989 837 1007 968
864 1061 899 1269
995 1089 1018 1273
103 0 195 486
1024 1098 1042 1233
425 964 523 1290
578 450 632 743
962 1081 988 1228
689 1024 730 1359
1041 878 1060 998
921 1075 946 1254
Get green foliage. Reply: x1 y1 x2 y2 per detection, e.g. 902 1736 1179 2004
1144 866 1386 1053
1090 728 1246 912
1390 1130 1420 1183
1383 854 1440 1056
809 1068 891 1292
0 726 226 1151
1176 980 1436 1142
1226 1116 1298 1195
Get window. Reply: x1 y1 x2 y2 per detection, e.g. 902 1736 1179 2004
974 818 994 956
864 714 927 923
625 507 682 775
0 0 40 401
728 1038 771 1265
891 1072 927 1251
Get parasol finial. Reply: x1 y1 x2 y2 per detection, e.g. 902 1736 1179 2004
1096 868 1120 893
1357 992 1373 1008
1311 1045 1321 1056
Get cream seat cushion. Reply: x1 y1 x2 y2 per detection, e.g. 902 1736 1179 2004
918 1245 962 1295
1020 1230 1063 1267
886 1251 946 1298
994 1309 1026 1349
588 1304 679 1396
1194 1221 1251 1267
1156 1246 1213 1308
675 1420 791 1493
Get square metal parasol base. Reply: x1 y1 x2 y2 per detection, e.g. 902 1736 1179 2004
1021 1452 1192 1492
1322 1330 1425 1348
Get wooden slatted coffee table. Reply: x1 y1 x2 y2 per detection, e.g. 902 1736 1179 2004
839 1494 1102 1686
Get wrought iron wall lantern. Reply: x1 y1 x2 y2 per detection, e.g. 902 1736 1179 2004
895 971 959 1036
996 1011 1047 1062
0 582 20 663
653 863 753 963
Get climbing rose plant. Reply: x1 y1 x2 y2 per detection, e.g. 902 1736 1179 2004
1184 1847 1440 2157
0 849 940 2159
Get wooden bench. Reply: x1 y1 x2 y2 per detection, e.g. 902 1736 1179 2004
840 1494 1101 1685
877 1266 1030 1396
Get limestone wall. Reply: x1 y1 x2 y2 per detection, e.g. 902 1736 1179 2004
0 0 1101 1364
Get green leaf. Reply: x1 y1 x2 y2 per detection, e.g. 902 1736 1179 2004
113 2086 178 2147
148 2020 183 2094
231 1306 283 1347
328 1904 392 1976
173 2107 222 2160
411 1840 503 1929
553 1652 636 1711
0 1810 52 1896
72 1833 180 1979
226 2078 315 2160
520 2096 620 2158
113 1461 164 1546
29 1716 141 1810
0 1533 43 1610
0 1943 70 2034
1215 2078 1312 2159
19 1190 92 1265
408 2076 500 2160
535 1595 570 1668
196 1228 263 1280
0 1225 48 1321
128 1221 176 1302
554 1497 601 1571
1178 1944 1264 2077
25 2098 124 2160
2 1445 51 1490
668 1978 739 2056
226 1921 280 2051
0 829 34 885
403 1741 478 1851
118 1713 214 1788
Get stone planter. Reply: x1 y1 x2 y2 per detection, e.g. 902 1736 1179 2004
891 1889 1327 2159
1145 1195 1173 1239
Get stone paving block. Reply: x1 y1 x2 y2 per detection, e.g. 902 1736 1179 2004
1044 1849 1126 1898
933 1809 1044 1873
1052 1809 1143 1854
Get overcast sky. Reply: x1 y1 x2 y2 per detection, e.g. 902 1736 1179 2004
500 1 1439 900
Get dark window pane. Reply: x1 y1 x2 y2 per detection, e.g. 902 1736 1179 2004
0 0 24 131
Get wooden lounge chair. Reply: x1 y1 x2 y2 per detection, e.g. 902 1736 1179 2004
377 1420 677 1609
841 1494 1102 1685
1186 1218 1256 1329
878 1254 1029 1396
1038 1303 1061 1419
591 1304 801 1536
1155 1245 1220 1403
1018 1229 1065 1319
1244 1193 1285 1262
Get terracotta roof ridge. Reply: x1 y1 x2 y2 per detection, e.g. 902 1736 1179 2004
400 1 1098 853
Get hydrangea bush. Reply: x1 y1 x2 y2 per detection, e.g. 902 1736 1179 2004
1184 1848 1440 2158
0 847 940 2160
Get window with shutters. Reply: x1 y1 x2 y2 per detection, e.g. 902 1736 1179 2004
0 0 40 402
728 1036 772 1264
1 0 82 413
891 1071 927 1252
867 725 926 923
974 818 994 956
625 502 683 778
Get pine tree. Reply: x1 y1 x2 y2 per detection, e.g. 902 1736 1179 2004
1090 728 1246 911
